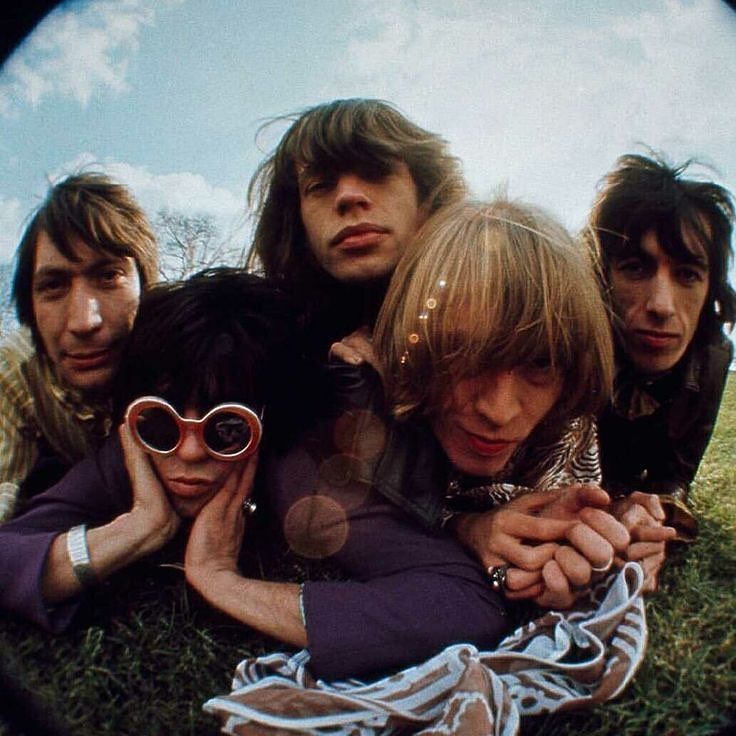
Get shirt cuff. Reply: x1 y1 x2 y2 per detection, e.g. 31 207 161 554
0 481 19 522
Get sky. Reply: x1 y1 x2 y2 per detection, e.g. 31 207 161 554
1 0 735 324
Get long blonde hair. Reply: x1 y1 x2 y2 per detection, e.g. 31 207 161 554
374 198 614 428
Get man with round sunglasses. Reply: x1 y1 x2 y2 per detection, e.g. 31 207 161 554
0 267 508 682
126 397 262 462
0 270 295 622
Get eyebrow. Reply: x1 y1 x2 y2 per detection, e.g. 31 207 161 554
34 256 129 279
616 247 708 270
680 251 709 269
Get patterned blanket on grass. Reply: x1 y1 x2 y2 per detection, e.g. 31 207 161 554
204 563 646 735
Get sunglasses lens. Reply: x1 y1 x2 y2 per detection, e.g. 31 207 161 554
203 411 253 455
135 406 180 452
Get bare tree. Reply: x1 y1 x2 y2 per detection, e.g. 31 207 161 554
154 209 245 281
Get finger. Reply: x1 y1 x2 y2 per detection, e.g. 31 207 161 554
537 559 575 609
629 491 666 522
483 560 544 599
554 545 591 588
579 507 630 552
329 341 364 365
505 582 546 600
637 555 665 592
566 523 614 568
620 503 655 531
195 481 233 524
630 524 676 543
566 484 611 509
641 553 665 578
119 422 148 477
505 567 543 592
504 491 561 515
236 450 260 500
501 510 576 541
488 534 559 571
626 541 666 561
119 423 163 495
219 451 259 504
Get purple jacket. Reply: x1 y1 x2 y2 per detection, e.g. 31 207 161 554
0 432 507 680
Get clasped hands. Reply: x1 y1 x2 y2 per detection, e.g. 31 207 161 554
453 484 676 608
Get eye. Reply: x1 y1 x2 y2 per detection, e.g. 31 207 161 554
97 267 125 286
33 276 68 299
519 358 557 386
302 177 333 196
615 259 647 280
675 266 706 286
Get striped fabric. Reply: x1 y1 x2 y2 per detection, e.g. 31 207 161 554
205 564 647 735
0 328 112 521
444 415 601 512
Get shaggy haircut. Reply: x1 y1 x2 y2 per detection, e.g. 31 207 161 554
246 98 466 288
12 172 158 350
113 269 301 445
587 153 736 344
374 198 615 431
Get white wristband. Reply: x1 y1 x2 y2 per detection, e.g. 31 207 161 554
66 524 97 588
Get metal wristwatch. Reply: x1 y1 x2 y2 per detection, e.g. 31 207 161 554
66 524 97 588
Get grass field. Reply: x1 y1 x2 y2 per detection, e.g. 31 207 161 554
1 376 734 736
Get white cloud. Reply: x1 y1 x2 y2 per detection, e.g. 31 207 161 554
325 0 736 230
53 153 248 243
0 0 179 116
0 196 25 262
0 155 248 263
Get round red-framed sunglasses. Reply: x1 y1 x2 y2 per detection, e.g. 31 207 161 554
125 396 262 461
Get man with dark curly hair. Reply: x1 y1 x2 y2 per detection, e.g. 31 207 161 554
587 153 735 574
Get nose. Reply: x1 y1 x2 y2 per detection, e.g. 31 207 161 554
176 427 209 463
335 173 372 216
66 284 103 335
645 271 676 319
472 370 522 428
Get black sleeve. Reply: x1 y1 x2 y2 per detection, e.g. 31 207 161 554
658 339 733 494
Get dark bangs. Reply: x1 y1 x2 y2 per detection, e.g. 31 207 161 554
112 270 298 422
39 185 143 266
280 102 405 185
614 206 710 267
149 330 262 415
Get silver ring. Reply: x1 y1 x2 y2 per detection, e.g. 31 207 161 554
591 558 613 574
487 564 509 593
241 499 257 516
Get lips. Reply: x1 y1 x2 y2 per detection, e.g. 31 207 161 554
62 347 114 371
465 431 516 458
632 329 680 351
330 223 389 250
166 477 214 498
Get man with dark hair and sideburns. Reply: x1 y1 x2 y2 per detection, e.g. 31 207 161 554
587 152 735 588
246 97 466 356
0 172 158 521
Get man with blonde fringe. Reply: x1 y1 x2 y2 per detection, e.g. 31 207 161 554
246 97 466 356
0 172 157 521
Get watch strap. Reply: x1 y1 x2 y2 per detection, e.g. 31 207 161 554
66 524 97 588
